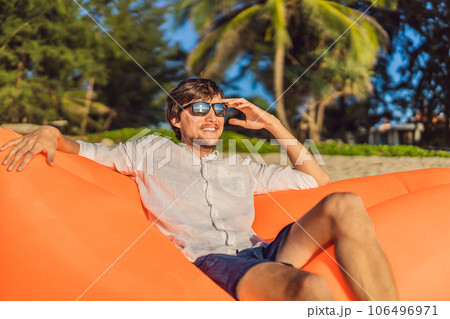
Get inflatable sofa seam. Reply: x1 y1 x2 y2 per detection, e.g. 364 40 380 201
393 173 410 194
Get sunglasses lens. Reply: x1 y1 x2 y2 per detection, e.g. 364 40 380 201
192 102 211 116
189 102 226 117
213 103 226 117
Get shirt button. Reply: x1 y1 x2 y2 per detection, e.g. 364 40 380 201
204 175 209 179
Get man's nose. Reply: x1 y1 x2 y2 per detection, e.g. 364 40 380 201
204 108 218 121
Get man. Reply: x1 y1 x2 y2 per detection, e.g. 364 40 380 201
0 78 398 301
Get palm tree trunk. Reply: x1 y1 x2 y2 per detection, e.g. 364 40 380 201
308 104 320 141
316 91 347 141
80 77 95 135
274 42 291 131
100 109 117 131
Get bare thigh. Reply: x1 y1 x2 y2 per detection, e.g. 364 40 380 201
276 192 368 268
236 262 334 301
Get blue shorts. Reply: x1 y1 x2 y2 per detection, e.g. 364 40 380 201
194 222 294 300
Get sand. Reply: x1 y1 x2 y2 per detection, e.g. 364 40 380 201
252 153 450 182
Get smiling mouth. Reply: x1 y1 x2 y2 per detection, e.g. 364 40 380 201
201 127 218 132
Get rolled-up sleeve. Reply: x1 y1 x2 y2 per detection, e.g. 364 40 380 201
247 160 318 194
76 141 138 176
76 135 162 176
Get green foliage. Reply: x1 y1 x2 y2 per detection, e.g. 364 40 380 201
383 0 450 146
303 0 385 68
61 89 115 134
316 142 450 157
0 0 81 124
89 0 186 128
0 0 185 132
86 127 178 144
240 139 450 157
175 0 391 84
174 0 395 141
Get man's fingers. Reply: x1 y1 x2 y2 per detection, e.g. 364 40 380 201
229 102 259 113
223 98 249 107
8 148 31 171
7 142 38 171
0 137 25 151
16 152 35 171
1 137 22 157
0 139 17 151
228 118 247 127
46 149 56 166
2 139 27 166
17 144 47 171
2 127 59 171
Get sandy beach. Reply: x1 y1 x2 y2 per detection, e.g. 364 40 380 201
255 153 450 182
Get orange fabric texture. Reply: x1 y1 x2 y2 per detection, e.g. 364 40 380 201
1 128 449 300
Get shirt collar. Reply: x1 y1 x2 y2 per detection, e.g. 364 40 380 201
178 143 219 160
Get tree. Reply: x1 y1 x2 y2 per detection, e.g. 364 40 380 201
0 0 92 125
0 0 186 134
389 0 450 146
174 0 395 140
81 0 187 130
362 0 450 147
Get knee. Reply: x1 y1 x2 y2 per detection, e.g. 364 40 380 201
322 192 364 219
322 192 363 212
287 273 333 301
322 192 374 236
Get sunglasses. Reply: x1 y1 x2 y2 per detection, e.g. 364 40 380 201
181 102 227 117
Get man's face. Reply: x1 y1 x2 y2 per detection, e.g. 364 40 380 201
172 95 225 150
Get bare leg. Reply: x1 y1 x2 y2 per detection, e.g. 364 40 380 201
236 262 335 301
276 192 398 301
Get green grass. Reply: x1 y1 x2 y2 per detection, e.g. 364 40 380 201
83 127 450 157
86 127 177 143
316 142 450 157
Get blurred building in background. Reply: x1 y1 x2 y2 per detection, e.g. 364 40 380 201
369 119 425 145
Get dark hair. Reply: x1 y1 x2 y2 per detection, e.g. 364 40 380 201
166 78 224 141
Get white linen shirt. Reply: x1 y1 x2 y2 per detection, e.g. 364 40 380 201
77 134 318 262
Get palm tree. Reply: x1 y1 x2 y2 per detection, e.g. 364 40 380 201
173 0 396 138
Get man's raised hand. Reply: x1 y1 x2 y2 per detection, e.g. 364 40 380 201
0 125 61 172
223 98 279 131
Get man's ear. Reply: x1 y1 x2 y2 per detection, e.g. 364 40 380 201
170 117 181 129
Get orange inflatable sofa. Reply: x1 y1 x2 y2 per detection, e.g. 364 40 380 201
1 128 449 301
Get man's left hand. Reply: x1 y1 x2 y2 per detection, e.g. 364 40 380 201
223 98 279 130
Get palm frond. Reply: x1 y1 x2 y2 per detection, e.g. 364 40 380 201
189 4 264 77
263 0 291 45
302 0 385 67
186 26 224 75
332 0 397 10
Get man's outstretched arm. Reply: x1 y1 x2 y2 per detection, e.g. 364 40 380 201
224 98 330 186
0 125 79 172
264 119 330 186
